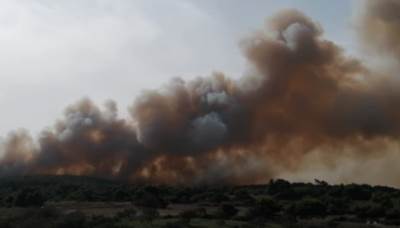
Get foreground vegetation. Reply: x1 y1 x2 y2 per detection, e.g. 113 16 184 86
0 175 400 227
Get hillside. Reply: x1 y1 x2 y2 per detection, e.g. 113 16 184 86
0 175 399 227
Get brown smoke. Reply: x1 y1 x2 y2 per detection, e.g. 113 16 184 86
1 1 400 185
359 0 400 59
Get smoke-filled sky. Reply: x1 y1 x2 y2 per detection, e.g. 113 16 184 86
3 0 400 187
0 0 354 136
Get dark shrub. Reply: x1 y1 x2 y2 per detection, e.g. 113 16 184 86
293 198 326 218
233 189 255 205
246 197 281 219
180 208 207 219
217 204 238 218
207 192 229 203
14 188 45 207
353 202 385 218
116 208 137 219
386 208 400 220
112 189 130 201
56 211 86 228
268 180 298 200
162 219 191 228
89 215 118 228
344 184 372 201
133 191 167 208
268 179 291 195
37 206 61 219
139 207 159 223
325 197 348 215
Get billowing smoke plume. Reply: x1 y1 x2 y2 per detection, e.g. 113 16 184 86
359 0 400 59
1 0 400 185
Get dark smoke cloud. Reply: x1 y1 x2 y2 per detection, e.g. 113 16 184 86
359 0 400 59
0 99 152 180
1 2 400 185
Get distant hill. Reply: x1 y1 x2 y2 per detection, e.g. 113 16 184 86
1 176 400 227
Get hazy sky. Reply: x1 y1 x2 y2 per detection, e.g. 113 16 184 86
0 0 357 136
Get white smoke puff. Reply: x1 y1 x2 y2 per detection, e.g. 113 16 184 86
0 137 4 158
209 73 226 91
191 77 213 96
135 119 161 147
160 77 186 97
65 112 93 128
282 22 312 50
204 91 230 106
58 129 73 142
58 112 94 141
103 100 118 121
191 74 226 97
238 71 264 93
190 112 227 149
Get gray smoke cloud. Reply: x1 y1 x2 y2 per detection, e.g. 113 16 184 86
1 1 400 185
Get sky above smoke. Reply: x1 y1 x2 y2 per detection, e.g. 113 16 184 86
0 0 354 137
3 0 400 187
